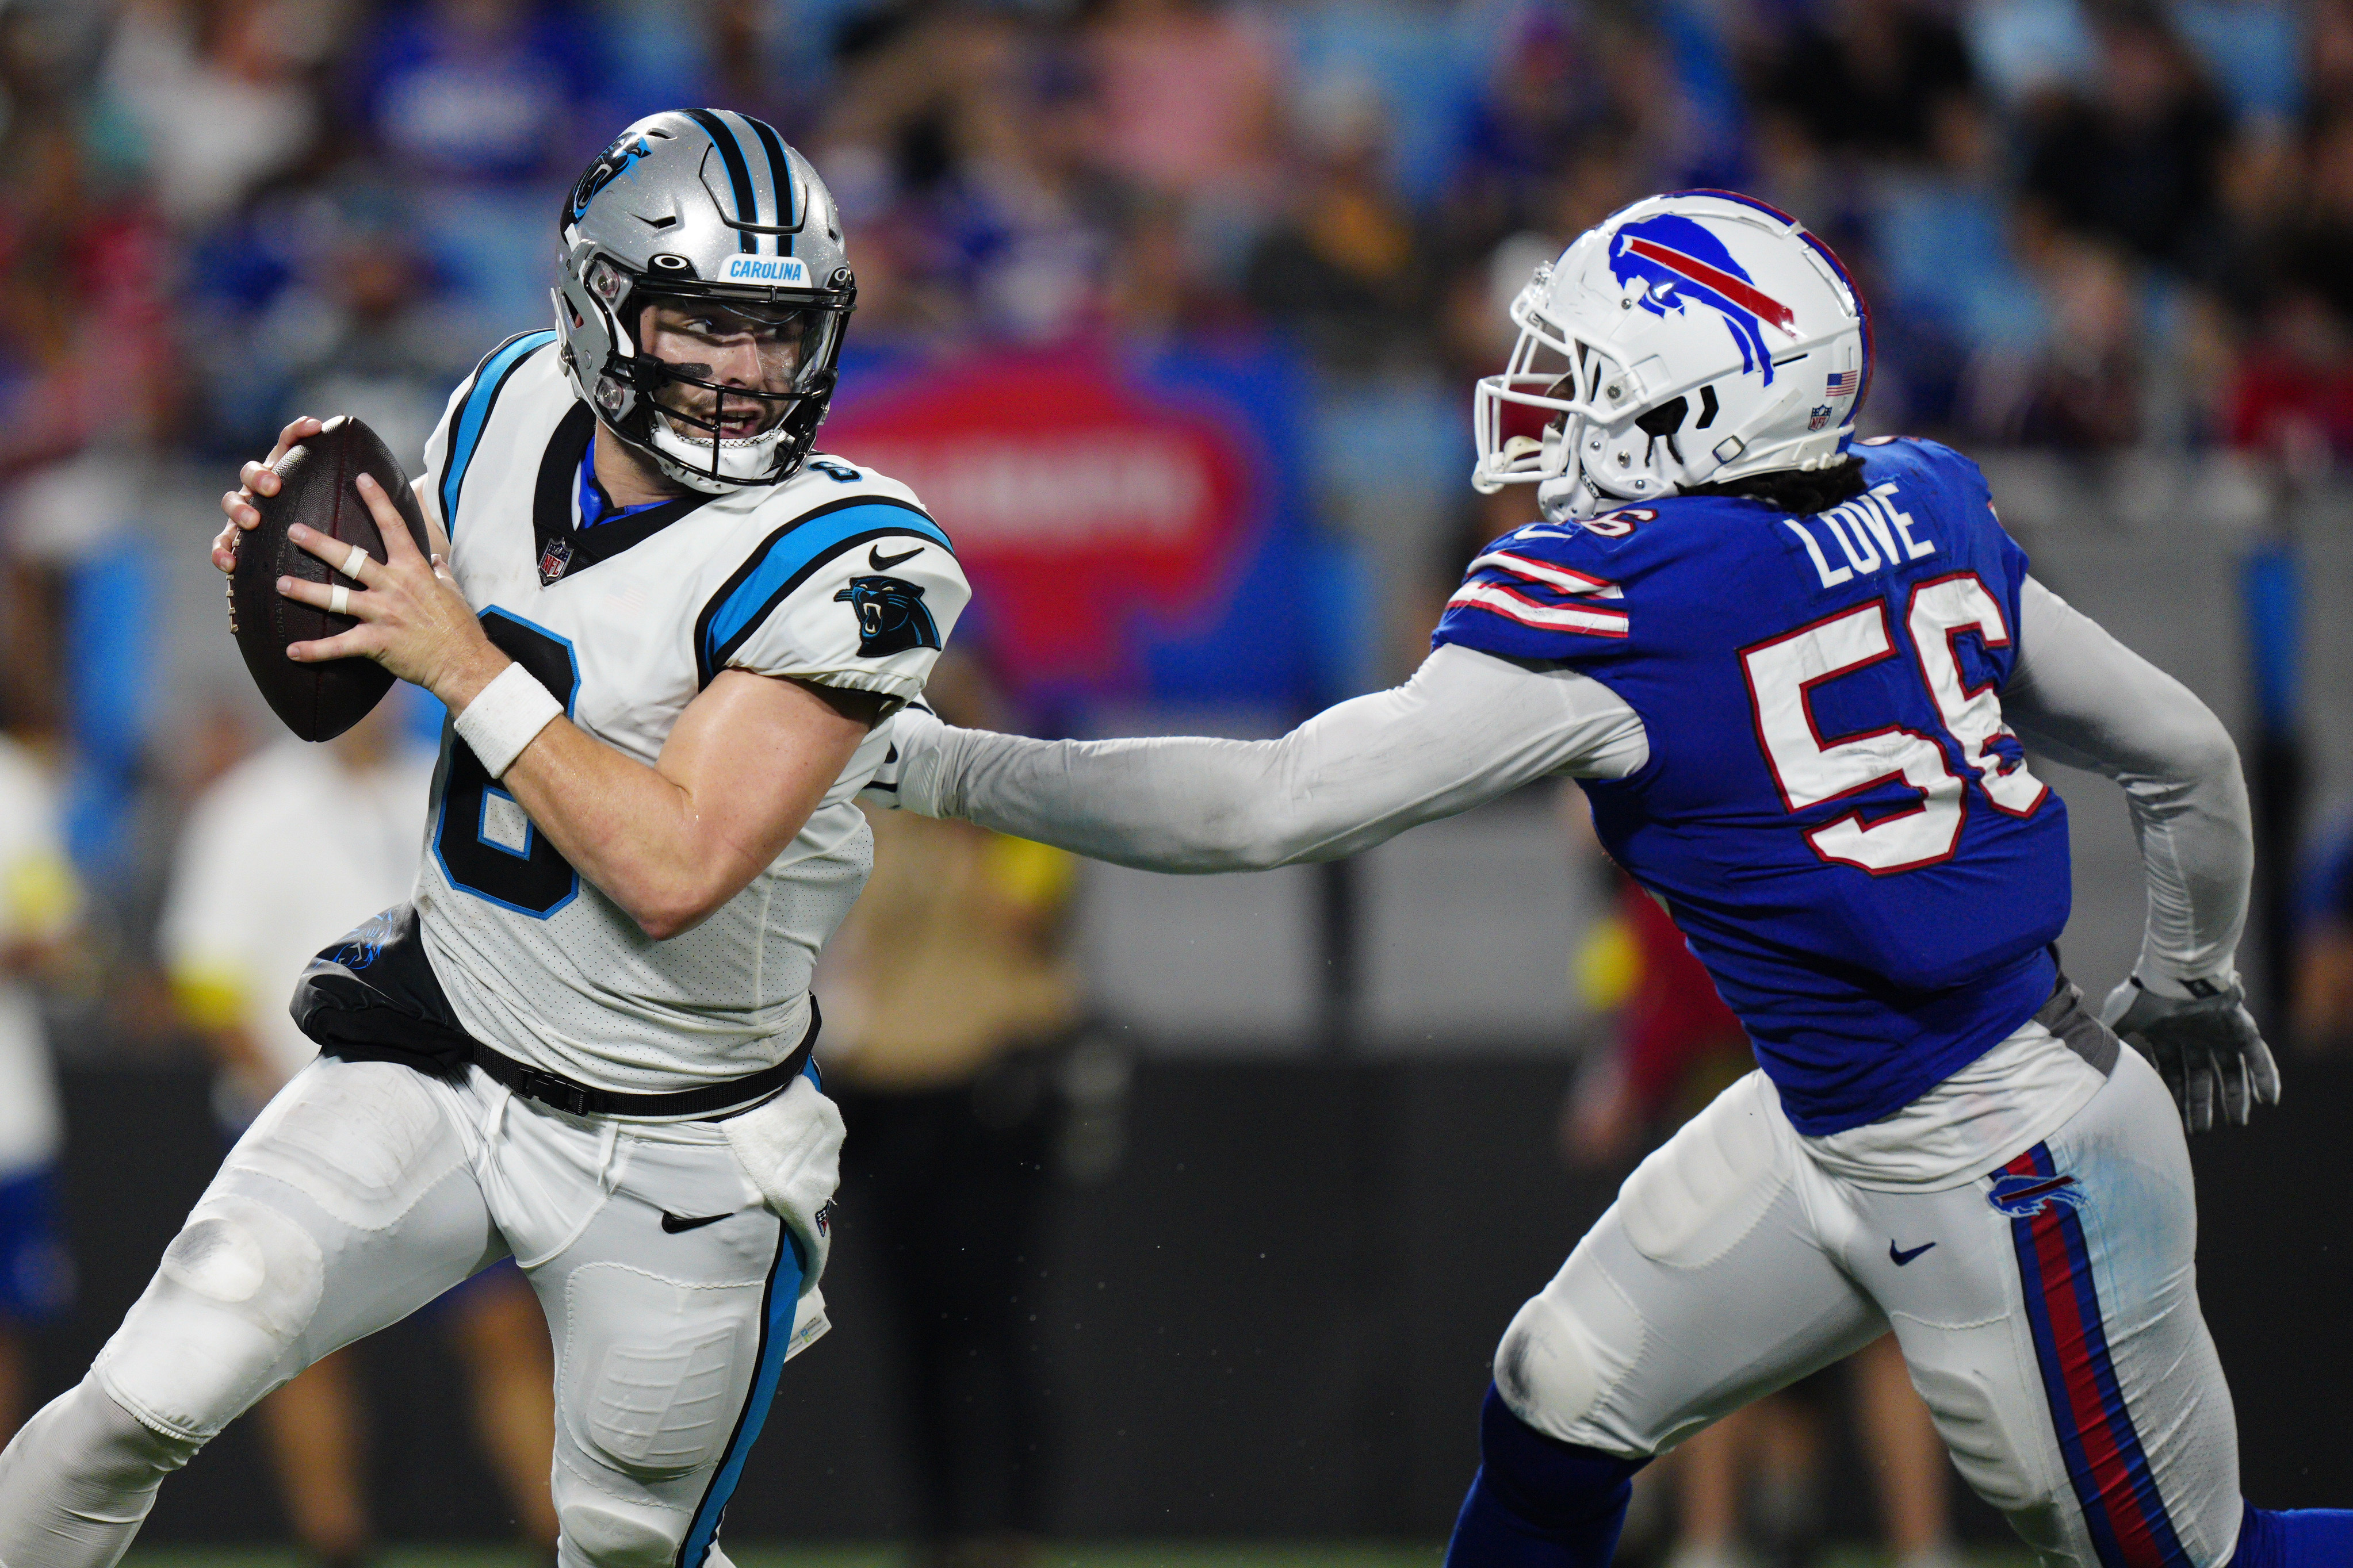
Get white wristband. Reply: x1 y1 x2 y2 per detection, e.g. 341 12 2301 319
454 662 562 780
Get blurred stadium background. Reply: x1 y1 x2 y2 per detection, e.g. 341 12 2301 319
0 0 2346 1562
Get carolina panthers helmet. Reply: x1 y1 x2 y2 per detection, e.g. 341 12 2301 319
554 109 855 493
1472 191 1870 521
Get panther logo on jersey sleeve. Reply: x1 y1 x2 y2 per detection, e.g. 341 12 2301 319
834 575 939 657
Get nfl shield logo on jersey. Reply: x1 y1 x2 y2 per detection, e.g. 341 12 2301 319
538 535 575 585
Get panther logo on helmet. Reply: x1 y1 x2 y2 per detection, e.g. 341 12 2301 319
568 135 653 225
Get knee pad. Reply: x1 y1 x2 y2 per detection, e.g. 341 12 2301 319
554 1463 687 1568
557 1495 682 1568
94 1194 324 1442
1493 1254 1645 1442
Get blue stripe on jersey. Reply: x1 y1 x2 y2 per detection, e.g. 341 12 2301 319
441 331 556 535
697 500 954 684
676 1225 805 1568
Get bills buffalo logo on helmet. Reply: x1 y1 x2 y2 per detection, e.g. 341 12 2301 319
835 575 940 658
1987 1171 2083 1218
1610 213 1796 384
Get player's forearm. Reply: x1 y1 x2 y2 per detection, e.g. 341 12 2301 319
2007 577 2251 988
496 720 741 936
920 644 1648 872
493 672 870 940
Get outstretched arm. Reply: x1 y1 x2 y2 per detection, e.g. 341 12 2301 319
2005 576 2249 991
883 642 1650 872
2004 576 2276 1127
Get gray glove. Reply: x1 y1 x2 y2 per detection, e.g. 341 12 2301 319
2098 975 2282 1133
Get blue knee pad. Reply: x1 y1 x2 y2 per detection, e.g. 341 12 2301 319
1446 1385 1648 1568
2230 1501 2353 1567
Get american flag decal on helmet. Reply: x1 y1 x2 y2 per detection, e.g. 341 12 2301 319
1827 369 1861 398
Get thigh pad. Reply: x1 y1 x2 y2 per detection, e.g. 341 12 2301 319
1616 1071 1792 1268
94 1193 324 1442
560 1262 767 1483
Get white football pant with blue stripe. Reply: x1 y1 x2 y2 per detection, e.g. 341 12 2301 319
0 1056 831 1568
1497 1044 2240 1567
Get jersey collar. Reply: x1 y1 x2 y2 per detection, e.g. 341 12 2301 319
532 404 713 585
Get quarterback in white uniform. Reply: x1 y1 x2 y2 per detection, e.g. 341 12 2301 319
0 110 966 1568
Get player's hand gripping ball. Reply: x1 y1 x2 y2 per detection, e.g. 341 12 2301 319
2099 976 2282 1133
224 415 433 741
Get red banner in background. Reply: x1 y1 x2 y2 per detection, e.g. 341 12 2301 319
825 348 1258 686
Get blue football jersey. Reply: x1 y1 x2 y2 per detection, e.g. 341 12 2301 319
1433 438 2071 1134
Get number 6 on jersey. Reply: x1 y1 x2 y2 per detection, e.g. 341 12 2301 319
1744 570 2046 875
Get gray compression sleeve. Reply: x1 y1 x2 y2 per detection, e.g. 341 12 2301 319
2005 576 2251 991
930 642 1650 872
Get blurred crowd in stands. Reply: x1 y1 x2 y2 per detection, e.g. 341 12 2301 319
0 0 2342 1039
0 1 2337 1552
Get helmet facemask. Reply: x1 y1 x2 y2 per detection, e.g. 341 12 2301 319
1473 270 1709 522
557 237 856 495
630 290 847 485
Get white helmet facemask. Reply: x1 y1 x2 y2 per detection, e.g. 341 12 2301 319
1471 191 1871 522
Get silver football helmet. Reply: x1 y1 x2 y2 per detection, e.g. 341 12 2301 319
554 109 855 493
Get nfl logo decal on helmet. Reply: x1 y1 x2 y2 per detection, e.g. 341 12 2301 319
1472 190 1870 522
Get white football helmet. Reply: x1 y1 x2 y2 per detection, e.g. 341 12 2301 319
1472 191 1870 521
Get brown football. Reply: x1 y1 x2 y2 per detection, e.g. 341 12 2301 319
229 415 433 742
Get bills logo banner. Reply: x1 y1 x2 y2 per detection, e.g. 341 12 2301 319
827 344 1321 712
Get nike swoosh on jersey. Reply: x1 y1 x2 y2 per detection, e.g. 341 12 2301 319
869 543 924 571
660 1210 734 1233
1889 1239 1936 1266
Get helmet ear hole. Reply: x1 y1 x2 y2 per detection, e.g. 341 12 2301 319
1635 397 1689 438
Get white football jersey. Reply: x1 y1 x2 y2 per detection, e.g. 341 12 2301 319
412 330 968 1095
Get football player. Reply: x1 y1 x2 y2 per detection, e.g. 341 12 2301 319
871 193 2351 1566
0 110 967 1568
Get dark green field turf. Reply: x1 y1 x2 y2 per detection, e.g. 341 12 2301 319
119 1546 2036 1568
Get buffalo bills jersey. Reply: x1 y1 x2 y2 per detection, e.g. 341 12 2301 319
1433 438 2069 1134
404 329 969 1096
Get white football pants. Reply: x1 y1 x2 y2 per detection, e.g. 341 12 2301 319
1497 1046 2243 1567
0 1056 831 1568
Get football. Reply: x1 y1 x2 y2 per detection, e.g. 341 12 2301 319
228 415 432 742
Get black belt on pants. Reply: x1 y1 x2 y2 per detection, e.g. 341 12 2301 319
470 1000 822 1120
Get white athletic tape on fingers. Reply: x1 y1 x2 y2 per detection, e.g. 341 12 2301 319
455 662 562 780
327 585 350 617
340 543 370 578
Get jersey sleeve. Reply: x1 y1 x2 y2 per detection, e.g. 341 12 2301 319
1430 526 1631 664
697 500 969 703
419 329 560 539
